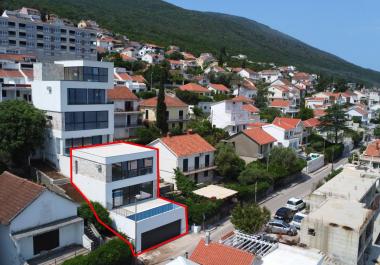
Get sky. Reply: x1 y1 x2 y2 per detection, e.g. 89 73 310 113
165 0 380 71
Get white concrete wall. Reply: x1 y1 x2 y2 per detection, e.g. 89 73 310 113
149 141 178 184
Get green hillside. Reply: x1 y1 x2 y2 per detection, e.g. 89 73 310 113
2 0 380 84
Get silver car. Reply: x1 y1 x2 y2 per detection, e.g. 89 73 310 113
265 219 297 236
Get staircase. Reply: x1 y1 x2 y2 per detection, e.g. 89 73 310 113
84 223 103 250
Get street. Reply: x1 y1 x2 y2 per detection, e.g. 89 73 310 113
140 156 349 265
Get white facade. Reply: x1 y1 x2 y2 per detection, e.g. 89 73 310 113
1 190 84 265
72 143 186 253
262 124 303 149
346 108 369 123
31 60 114 176
210 100 250 135
232 86 256 99
114 68 147 92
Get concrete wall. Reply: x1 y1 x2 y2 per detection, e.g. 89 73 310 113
0 225 22 265
141 106 188 122
226 133 260 158
149 141 178 184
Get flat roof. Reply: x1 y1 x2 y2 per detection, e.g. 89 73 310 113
193 185 237 200
312 167 377 202
261 244 323 265
72 143 155 164
306 199 372 232
121 198 170 214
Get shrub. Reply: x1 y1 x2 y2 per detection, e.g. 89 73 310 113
78 201 112 236
231 203 270 234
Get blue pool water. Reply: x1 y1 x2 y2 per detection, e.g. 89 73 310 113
127 203 179 221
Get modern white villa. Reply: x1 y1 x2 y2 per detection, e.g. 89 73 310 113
71 142 187 253
32 60 115 176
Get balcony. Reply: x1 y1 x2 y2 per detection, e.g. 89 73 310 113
182 164 217 175
114 108 140 114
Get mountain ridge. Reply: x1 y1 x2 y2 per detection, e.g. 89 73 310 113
1 0 380 85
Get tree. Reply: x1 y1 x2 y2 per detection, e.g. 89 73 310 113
374 126 380 138
166 51 184 60
78 201 113 235
156 86 168 134
231 203 270 234
238 162 273 185
319 104 349 143
0 100 46 175
260 107 282 122
135 126 161 145
188 119 229 146
268 147 306 178
215 143 245 181
175 169 196 196
297 107 314 120
255 82 269 109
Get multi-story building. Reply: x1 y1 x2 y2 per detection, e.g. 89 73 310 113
113 68 147 93
262 117 303 150
140 94 189 130
107 86 143 139
149 132 217 185
0 54 35 102
0 8 96 62
72 142 187 253
360 140 380 172
31 60 114 176
210 98 250 135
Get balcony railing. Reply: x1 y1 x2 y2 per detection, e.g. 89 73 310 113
182 164 216 175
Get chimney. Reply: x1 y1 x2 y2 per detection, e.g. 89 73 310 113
187 129 194 135
185 252 189 259
205 231 211 246
167 132 172 137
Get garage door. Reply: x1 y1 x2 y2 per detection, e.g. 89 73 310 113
141 220 181 251
33 229 59 255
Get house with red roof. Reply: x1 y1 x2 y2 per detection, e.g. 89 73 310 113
107 86 143 139
303 118 322 140
179 83 211 96
113 68 147 92
269 99 299 117
233 79 257 99
140 94 189 130
242 104 260 123
149 132 217 185
262 117 304 150
226 127 276 159
189 239 255 265
0 171 84 265
346 106 369 123
360 140 380 170
305 97 330 110
207 83 230 95
237 68 260 81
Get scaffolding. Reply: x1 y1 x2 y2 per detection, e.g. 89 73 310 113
221 231 278 258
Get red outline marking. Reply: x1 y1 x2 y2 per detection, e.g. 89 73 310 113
69 141 189 257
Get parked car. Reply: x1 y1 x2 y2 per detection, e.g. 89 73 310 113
290 212 307 229
274 207 295 223
285 197 305 212
265 219 297 236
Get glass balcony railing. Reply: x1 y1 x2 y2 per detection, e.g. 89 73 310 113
127 203 179 221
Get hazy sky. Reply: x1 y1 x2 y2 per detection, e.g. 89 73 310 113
165 0 380 71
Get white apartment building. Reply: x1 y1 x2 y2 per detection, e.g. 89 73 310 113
149 133 217 185
210 98 250 135
0 54 35 102
262 117 303 150
0 171 84 265
72 142 186 253
107 86 143 139
0 8 96 62
114 68 147 93
31 60 114 176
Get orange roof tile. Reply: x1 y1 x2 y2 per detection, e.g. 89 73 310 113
190 240 255 265
131 75 147 83
115 72 133 81
0 54 36 62
107 86 138 101
242 104 260 113
270 99 290 108
160 133 216 157
0 171 45 225
209 83 229 92
121 54 137 62
21 69 33 79
243 128 277 145
231 95 254 103
273 117 302 130
0 69 24 78
303 118 321 128
247 122 269 128
179 83 209 93
364 140 380 157
313 109 326 118
140 95 188 108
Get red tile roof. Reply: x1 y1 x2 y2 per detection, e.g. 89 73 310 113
121 54 137 62
140 95 188 108
0 54 36 62
190 240 255 265
242 104 260 113
243 128 277 145
364 140 380 157
107 86 138 101
209 83 229 92
0 69 24 78
0 171 45 225
247 122 269 128
313 109 327 118
179 83 209 93
21 69 33 79
160 133 216 157
182 52 196 60
271 85 290 92
231 96 254 103
242 80 256 90
270 99 290 108
115 72 132 81
303 118 321 128
273 117 302 130
131 75 147 83
352 107 368 116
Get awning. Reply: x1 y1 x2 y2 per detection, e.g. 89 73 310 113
193 185 237 200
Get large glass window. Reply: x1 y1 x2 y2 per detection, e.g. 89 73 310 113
64 66 108 82
112 157 154 181
64 135 103 155
65 111 108 131
112 181 153 207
